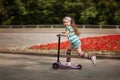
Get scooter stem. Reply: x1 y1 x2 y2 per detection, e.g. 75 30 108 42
57 35 61 62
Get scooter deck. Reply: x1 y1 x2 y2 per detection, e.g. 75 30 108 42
60 64 81 69
52 62 82 69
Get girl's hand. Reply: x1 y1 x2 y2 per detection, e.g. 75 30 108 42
61 30 69 37
57 33 61 37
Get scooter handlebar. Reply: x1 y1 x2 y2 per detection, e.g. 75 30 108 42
57 33 62 37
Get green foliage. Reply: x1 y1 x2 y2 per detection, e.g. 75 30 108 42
80 5 98 24
0 0 120 25
113 10 120 25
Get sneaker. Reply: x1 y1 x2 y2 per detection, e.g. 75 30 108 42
65 62 71 66
91 56 96 66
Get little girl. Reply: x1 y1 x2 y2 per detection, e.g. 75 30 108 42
60 16 96 66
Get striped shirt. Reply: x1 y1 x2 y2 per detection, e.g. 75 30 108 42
66 26 80 45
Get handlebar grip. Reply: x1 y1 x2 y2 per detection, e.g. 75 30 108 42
57 33 62 37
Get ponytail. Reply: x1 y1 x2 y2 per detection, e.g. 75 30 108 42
71 18 80 36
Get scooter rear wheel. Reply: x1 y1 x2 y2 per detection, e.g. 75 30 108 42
77 64 82 69
52 63 59 69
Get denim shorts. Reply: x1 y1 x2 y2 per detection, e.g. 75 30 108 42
70 42 81 49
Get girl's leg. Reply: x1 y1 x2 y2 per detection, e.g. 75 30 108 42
66 45 73 66
76 48 96 65
76 48 91 60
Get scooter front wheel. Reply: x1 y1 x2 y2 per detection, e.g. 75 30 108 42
52 63 59 69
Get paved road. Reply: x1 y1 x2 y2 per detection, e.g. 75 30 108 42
0 53 120 80
0 28 120 49
0 33 107 48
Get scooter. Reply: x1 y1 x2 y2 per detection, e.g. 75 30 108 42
52 34 82 69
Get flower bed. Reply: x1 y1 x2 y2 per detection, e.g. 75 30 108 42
29 35 120 54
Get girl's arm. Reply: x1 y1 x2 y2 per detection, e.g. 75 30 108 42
61 30 69 37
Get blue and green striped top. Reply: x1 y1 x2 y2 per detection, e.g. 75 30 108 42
66 26 80 45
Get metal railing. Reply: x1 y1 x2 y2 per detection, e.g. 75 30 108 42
0 25 119 29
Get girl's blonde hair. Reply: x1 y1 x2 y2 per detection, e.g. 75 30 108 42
64 16 80 36
71 18 80 36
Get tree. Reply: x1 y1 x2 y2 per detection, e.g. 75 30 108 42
0 0 120 25
80 5 98 24
96 0 120 25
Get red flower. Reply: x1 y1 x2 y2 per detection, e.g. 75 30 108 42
29 35 120 52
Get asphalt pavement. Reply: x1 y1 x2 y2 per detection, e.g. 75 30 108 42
0 28 120 59
0 28 119 49
0 28 120 80
0 53 120 80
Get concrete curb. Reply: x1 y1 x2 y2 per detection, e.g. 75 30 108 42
0 50 120 60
